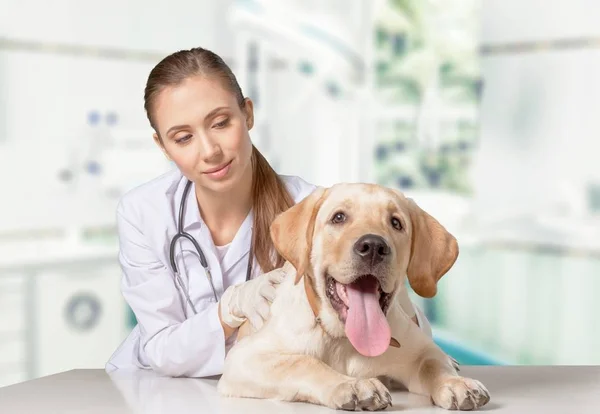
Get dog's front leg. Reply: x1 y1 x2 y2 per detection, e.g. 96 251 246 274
413 351 490 410
385 342 490 410
382 306 490 410
218 353 392 411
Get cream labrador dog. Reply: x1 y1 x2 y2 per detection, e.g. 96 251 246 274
218 183 490 411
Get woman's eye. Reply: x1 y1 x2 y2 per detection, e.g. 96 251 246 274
213 118 229 129
175 134 192 144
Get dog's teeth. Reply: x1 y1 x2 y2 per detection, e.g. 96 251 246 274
336 282 350 307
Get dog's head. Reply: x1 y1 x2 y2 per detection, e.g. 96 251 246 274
270 183 458 357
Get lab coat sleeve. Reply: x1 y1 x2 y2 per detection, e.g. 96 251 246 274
283 175 318 204
116 200 225 378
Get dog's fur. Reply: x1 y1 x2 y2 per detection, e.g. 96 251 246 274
217 183 490 411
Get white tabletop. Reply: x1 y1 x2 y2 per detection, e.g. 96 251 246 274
0 366 599 413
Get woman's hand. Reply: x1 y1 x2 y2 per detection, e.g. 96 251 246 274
219 266 289 335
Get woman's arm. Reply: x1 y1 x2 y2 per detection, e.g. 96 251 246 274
117 200 229 378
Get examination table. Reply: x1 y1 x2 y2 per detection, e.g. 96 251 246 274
0 366 598 413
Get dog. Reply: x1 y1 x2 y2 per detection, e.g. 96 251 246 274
217 183 490 411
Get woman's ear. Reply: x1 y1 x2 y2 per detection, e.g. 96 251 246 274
242 98 254 130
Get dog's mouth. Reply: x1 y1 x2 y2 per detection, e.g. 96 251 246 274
325 274 393 357
326 275 392 321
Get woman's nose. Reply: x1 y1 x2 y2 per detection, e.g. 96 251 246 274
197 133 222 160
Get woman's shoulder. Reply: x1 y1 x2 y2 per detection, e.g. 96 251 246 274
116 168 183 221
278 174 318 203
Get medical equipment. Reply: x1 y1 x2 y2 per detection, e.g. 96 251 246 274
168 179 253 313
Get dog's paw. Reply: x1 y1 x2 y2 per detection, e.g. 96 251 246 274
328 378 392 411
431 377 490 410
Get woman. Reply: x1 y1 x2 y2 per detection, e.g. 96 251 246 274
105 47 432 378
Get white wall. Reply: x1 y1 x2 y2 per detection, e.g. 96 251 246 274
480 0 600 44
472 0 600 225
0 0 233 54
0 0 235 233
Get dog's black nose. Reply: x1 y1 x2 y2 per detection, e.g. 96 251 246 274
353 234 390 265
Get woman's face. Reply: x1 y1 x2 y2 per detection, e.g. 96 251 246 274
152 75 254 194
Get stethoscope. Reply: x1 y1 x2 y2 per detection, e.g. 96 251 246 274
168 179 253 315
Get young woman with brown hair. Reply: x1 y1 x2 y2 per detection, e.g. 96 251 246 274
105 47 431 377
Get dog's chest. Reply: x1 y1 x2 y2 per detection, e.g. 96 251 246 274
314 338 372 377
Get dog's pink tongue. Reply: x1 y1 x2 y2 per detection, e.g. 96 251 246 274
344 277 391 357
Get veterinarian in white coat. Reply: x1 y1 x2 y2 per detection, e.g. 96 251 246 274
105 47 432 378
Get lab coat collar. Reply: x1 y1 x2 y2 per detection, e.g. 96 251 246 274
173 175 254 275
181 179 203 233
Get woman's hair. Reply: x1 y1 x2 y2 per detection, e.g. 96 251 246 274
144 47 294 273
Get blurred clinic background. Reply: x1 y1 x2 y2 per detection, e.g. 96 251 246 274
1 0 600 388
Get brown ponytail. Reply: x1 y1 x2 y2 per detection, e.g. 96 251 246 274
250 145 295 272
144 46 295 273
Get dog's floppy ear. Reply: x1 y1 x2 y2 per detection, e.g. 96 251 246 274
405 198 459 298
270 186 328 284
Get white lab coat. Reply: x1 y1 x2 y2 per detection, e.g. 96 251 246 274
105 168 432 377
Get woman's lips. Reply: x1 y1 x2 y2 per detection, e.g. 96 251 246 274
203 160 233 179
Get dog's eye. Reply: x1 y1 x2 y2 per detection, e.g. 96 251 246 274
331 212 346 224
391 217 403 231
